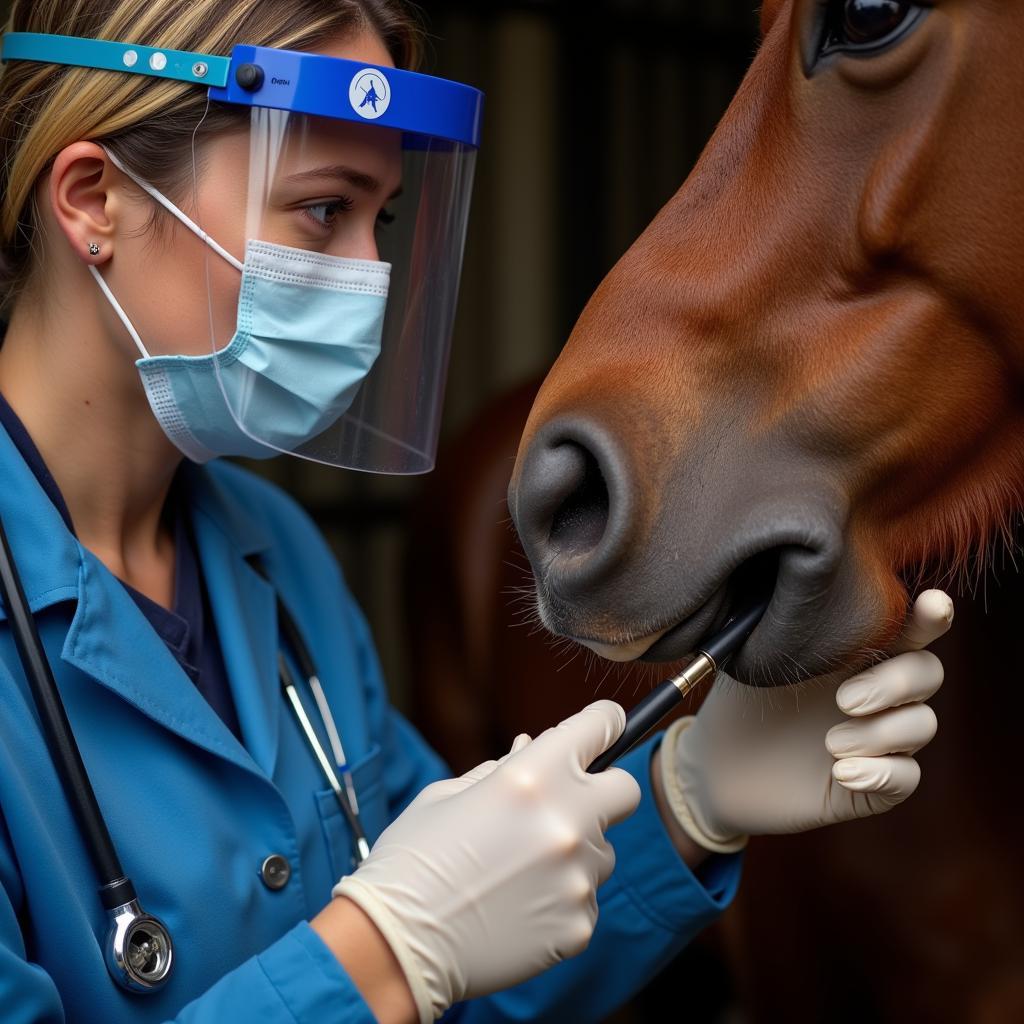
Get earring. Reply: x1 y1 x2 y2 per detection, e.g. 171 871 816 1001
88 242 100 256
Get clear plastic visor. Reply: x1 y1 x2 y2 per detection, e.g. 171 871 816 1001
199 107 476 473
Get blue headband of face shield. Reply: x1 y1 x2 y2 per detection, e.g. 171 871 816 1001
0 32 483 474
0 33 483 146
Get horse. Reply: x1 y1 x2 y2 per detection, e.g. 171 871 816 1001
495 1 1024 1018
509 0 1024 684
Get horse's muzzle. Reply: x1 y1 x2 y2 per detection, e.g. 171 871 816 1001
510 413 873 685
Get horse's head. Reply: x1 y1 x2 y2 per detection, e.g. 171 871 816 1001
509 1 1024 684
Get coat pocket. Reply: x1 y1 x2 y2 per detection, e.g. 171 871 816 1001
315 741 388 878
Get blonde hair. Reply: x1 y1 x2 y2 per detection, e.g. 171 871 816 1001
0 0 422 310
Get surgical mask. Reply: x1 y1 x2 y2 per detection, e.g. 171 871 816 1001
90 152 391 464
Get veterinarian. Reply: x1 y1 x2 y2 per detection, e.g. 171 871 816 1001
0 1 950 1021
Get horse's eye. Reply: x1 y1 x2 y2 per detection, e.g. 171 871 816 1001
820 0 925 57
845 0 911 42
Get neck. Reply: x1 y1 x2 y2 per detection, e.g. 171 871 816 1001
0 293 182 595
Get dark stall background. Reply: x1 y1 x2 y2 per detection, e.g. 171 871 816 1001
9 2 1021 1022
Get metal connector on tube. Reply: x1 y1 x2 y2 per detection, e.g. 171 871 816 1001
587 598 769 774
669 652 717 697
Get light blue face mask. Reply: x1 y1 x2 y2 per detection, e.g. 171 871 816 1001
90 151 391 464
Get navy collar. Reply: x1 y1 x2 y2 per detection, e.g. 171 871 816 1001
0 391 204 657
0 391 75 532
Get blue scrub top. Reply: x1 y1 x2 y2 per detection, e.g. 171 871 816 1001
0 392 243 743
0 415 742 1023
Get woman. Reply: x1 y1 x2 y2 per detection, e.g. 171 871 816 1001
0 1 950 1021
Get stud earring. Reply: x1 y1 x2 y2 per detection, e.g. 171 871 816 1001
88 242 100 256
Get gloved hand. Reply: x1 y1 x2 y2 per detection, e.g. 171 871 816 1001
333 701 640 1023
661 589 952 852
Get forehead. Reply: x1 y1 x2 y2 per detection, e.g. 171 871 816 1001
314 28 395 69
271 115 404 198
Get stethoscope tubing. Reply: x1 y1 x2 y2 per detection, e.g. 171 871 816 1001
0 509 175 992
0 510 133 903
278 648 371 863
266 582 369 864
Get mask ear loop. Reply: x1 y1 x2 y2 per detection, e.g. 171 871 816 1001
90 108 244 360
109 139 243 273
88 264 150 358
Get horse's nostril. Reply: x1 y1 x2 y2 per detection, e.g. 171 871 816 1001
729 548 782 610
512 422 627 579
549 445 609 556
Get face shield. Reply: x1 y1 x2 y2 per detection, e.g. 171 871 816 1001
0 35 482 474
199 47 480 473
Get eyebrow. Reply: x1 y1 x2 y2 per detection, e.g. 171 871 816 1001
284 164 403 200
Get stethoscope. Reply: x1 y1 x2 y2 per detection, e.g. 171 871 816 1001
0 510 368 994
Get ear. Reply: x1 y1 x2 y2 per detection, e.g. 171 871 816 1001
48 142 121 267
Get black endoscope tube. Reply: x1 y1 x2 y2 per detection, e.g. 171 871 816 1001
588 598 770 773
0 512 135 910
700 599 771 667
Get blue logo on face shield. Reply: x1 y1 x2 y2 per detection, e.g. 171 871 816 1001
360 82 381 112
349 69 391 119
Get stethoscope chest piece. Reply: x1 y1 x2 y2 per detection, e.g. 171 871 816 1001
105 899 174 992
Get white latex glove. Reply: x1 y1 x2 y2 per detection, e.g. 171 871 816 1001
662 590 953 852
333 701 640 1023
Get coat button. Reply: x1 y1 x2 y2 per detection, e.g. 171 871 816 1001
260 854 291 890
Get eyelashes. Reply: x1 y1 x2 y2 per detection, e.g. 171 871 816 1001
301 196 395 230
302 196 355 228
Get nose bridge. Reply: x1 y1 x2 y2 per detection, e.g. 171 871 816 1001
663 30 794 241
589 64 817 366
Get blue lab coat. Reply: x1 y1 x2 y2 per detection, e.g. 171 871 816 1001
0 423 741 1023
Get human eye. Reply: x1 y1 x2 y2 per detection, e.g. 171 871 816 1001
300 195 354 229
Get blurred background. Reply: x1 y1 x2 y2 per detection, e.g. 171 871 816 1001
6 0 1024 1020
